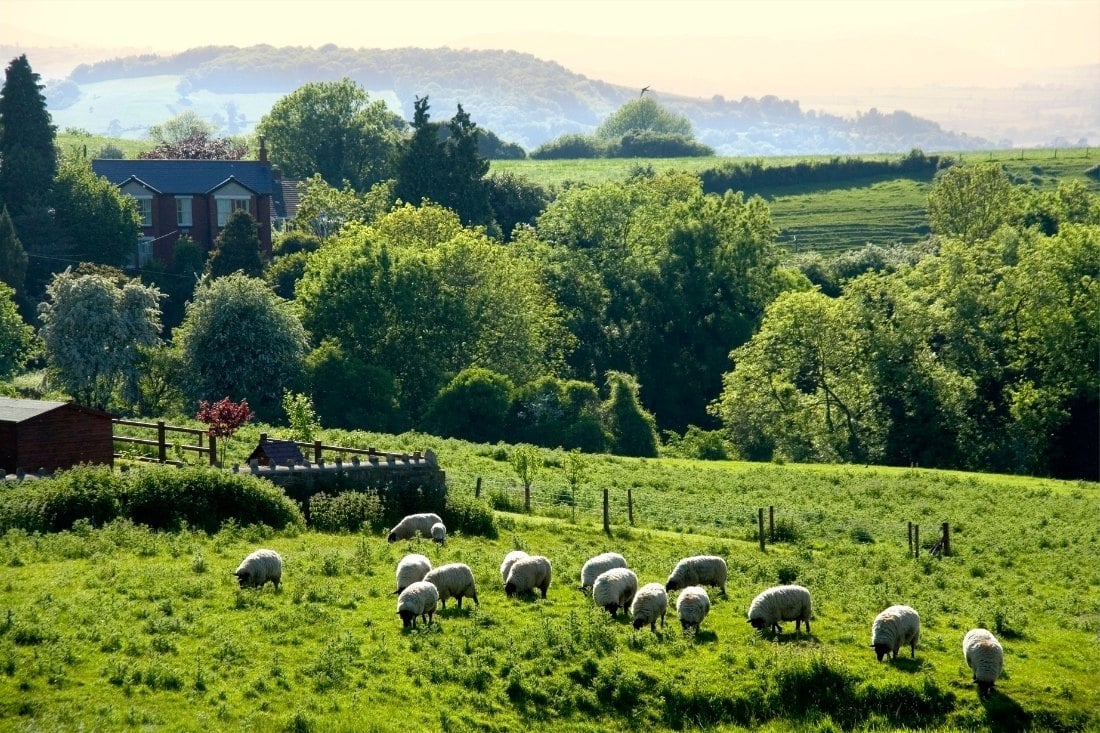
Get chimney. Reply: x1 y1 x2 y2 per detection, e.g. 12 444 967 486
258 135 268 163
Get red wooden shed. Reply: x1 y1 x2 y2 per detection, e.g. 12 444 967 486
0 397 114 475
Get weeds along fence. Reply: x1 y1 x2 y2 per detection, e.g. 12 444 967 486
455 473 952 556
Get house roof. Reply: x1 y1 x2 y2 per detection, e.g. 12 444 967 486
91 159 276 196
274 178 300 220
0 397 74 424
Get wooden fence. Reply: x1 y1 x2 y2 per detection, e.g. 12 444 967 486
112 419 216 466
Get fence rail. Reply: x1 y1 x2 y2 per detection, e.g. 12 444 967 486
112 419 216 466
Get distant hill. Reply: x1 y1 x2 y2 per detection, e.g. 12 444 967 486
35 44 999 155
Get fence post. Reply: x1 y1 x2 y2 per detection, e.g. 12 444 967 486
628 489 634 525
942 522 951 557
914 524 920 558
475 477 482 499
157 421 167 463
908 522 913 555
313 440 323 464
758 508 766 552
208 434 217 466
769 506 775 538
602 488 610 534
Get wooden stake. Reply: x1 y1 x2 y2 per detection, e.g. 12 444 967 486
628 489 634 525
914 524 920 558
758 508 766 552
942 521 951 557
603 488 610 534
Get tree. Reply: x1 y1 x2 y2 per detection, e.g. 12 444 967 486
0 206 27 295
510 443 544 512
0 281 33 378
257 79 403 191
422 367 513 443
304 339 404 432
291 174 392 238
172 273 309 422
927 163 1018 242
486 172 549 242
595 97 694 140
207 208 263 278
196 396 254 466
146 111 215 147
37 269 163 410
141 234 204 334
51 157 140 268
601 372 659 458
0 55 56 219
139 130 247 160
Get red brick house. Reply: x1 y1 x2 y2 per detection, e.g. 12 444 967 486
91 145 296 268
0 397 114 475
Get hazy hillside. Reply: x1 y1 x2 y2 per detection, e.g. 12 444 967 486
32 44 1002 155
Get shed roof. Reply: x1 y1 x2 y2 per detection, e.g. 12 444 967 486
249 438 304 466
0 397 69 424
91 159 276 196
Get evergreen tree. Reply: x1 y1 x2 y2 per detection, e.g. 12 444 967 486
0 207 27 295
207 209 264 278
0 55 57 218
601 372 659 457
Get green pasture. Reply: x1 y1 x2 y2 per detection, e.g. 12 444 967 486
4 430 1098 731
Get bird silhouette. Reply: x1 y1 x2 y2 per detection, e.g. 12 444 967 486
640 86 651 98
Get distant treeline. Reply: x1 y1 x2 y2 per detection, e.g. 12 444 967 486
698 149 955 194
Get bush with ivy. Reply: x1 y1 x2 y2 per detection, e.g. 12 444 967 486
308 490 383 533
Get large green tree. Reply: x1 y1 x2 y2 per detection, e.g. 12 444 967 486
37 269 163 410
173 273 310 422
595 97 694 140
0 281 33 378
0 55 56 219
927 163 1018 242
257 79 403 191
207 208 263 278
51 157 140 268
0 206 27 295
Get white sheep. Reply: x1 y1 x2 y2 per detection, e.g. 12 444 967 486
387 512 444 543
423 562 479 610
747 584 812 635
233 549 283 589
963 628 1004 697
504 555 552 599
871 605 921 661
430 522 447 544
665 555 727 595
499 550 530 585
580 552 628 592
397 580 439 629
395 553 432 594
676 585 711 632
592 567 638 617
630 582 669 632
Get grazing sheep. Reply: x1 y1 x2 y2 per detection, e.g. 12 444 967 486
233 549 283 589
395 553 432 594
423 563 479 610
580 552 628 592
387 512 444 543
592 568 638 617
504 555 553 599
676 585 711 632
430 522 447 544
631 582 669 631
871 605 921 661
747 585 812 635
397 580 439 629
499 550 530 585
665 555 727 594
963 628 1004 697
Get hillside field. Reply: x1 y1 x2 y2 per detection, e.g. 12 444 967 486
3 434 1097 732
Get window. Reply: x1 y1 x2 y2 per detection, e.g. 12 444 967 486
135 197 152 227
137 237 154 267
176 196 192 227
216 197 250 226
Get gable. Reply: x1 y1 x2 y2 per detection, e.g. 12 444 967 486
210 179 256 198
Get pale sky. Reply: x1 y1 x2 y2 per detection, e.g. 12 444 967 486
3 0 1099 100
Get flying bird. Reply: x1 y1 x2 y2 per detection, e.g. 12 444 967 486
640 86 651 98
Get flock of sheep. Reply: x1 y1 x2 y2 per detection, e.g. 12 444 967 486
231 511 1005 698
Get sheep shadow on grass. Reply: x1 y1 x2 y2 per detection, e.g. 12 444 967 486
888 656 928 673
979 689 1030 732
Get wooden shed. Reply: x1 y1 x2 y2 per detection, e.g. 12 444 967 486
0 397 114 475
247 436 304 467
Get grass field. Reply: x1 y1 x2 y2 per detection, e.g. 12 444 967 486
4 427 1098 732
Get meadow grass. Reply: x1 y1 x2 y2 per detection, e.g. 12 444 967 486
3 438 1097 731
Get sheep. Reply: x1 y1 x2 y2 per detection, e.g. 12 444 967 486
397 580 439 629
430 522 447 544
747 584 812 635
665 555 727 595
394 553 432 594
630 582 669 631
387 512 444 543
592 567 638 617
423 563 479 610
504 555 552 599
963 628 1004 697
580 552 628 592
499 550 530 585
676 585 711 632
871 605 921 661
233 549 283 589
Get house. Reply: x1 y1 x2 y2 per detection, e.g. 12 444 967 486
0 397 114 475
91 141 297 268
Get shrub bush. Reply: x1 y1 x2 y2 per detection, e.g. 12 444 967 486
529 133 607 160
0 465 123 532
308 491 383 533
442 491 497 538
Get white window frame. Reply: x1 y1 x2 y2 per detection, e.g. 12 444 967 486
137 236 155 267
216 197 250 226
176 196 193 227
134 196 153 227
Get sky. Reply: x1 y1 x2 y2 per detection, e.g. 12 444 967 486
3 0 1099 102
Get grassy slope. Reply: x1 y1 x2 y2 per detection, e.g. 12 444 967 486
3 441 1098 732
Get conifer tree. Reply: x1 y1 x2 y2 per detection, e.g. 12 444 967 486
207 209 263 279
0 207 27 295
0 55 57 218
